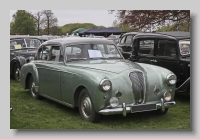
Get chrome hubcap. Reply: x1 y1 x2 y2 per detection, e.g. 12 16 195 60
81 94 92 119
15 68 20 81
31 81 36 97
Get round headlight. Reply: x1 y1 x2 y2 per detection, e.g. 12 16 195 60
100 79 112 92
166 73 177 85
163 91 172 101
109 97 119 107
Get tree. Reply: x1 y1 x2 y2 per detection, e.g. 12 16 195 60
111 19 134 32
112 19 118 27
33 11 43 35
109 10 190 32
10 10 36 35
49 26 62 35
61 23 106 35
157 22 190 32
42 10 58 35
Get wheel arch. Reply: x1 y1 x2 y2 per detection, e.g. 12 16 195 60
25 73 33 89
74 85 87 107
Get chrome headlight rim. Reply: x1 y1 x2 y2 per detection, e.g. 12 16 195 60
166 73 177 86
99 79 112 92
163 91 172 101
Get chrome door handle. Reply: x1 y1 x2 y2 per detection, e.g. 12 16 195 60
150 59 157 62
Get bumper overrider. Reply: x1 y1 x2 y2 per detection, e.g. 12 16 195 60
99 98 176 117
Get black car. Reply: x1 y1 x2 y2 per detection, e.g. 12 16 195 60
130 32 190 93
117 32 139 59
10 36 45 81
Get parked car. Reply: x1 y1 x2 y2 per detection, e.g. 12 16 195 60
20 37 176 123
130 32 190 93
107 35 120 45
10 36 43 81
117 32 139 59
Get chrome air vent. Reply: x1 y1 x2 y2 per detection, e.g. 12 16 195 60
129 71 145 104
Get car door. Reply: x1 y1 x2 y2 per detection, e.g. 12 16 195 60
34 45 51 97
60 46 82 105
42 45 63 100
134 38 156 65
154 39 181 80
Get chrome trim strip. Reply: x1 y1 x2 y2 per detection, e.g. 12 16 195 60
99 101 176 115
37 67 60 71
36 67 77 75
40 93 74 108
60 70 77 75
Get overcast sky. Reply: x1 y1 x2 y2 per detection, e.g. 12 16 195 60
10 10 118 27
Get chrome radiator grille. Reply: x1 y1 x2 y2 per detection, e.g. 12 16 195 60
129 71 145 104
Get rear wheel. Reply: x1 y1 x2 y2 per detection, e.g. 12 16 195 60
29 76 41 99
78 89 101 123
14 64 20 82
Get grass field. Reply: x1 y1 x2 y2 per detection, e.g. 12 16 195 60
10 79 190 130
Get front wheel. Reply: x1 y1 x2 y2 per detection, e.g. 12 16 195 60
29 76 41 99
14 64 20 82
78 89 101 123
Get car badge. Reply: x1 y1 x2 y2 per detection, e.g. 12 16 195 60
154 85 160 95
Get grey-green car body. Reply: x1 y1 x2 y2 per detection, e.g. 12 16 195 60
20 37 176 122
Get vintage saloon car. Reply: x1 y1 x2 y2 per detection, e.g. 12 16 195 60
117 32 139 59
10 36 47 81
20 37 176 123
130 32 190 93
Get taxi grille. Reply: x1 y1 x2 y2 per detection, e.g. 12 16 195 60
129 71 145 104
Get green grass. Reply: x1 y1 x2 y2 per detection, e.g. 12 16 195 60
10 79 190 130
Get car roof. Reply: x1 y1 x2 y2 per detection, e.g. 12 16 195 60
10 35 44 40
133 32 190 40
42 37 115 46
122 32 140 36
156 32 190 38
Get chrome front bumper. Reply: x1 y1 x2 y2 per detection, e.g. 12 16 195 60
99 98 176 117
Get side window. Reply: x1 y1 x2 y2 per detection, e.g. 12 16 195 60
72 47 81 54
37 45 51 60
157 40 177 57
139 39 154 55
65 46 82 61
92 44 105 55
125 35 132 44
120 36 126 44
50 46 62 61
10 39 25 49
25 39 41 48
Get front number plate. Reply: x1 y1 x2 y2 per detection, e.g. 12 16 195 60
131 104 157 113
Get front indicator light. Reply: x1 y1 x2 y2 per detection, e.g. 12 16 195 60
109 97 119 107
163 91 171 101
